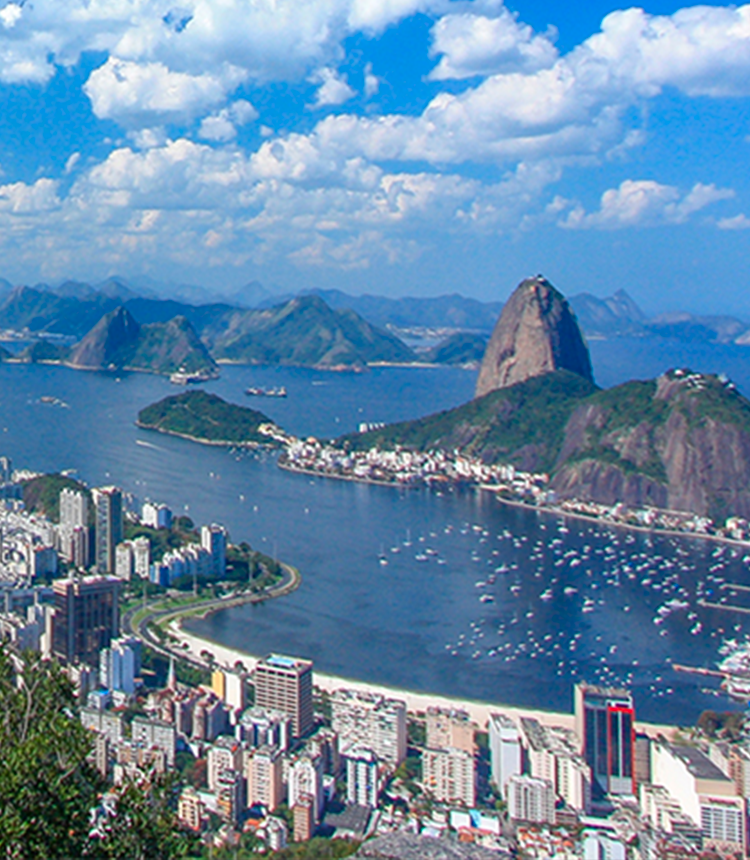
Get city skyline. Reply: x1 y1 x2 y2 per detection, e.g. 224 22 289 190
0 0 748 312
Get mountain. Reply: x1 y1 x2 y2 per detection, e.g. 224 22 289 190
569 290 646 337
305 289 503 331
207 295 415 367
475 276 594 398
646 313 748 344
345 368 750 520
18 340 71 364
68 306 141 370
423 332 488 365
0 285 121 338
68 307 217 376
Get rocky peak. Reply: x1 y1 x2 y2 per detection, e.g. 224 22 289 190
475 275 593 398
68 305 141 369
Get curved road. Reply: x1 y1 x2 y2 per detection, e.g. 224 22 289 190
121 562 300 670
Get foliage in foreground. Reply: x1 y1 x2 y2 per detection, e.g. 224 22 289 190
0 647 197 859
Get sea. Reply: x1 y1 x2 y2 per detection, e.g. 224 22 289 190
3 336 750 724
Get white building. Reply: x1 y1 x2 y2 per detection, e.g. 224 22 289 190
237 706 292 752
331 689 406 769
651 739 745 856
132 537 150 579
422 746 476 807
115 542 134 580
207 736 244 792
344 747 381 809
507 774 555 824
142 501 172 530
489 713 521 796
288 753 325 821
520 716 591 812
99 636 140 696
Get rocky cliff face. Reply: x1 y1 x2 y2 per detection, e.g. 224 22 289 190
551 370 750 519
475 276 593 398
68 306 140 369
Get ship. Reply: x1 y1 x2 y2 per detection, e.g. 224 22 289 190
245 386 287 398
169 369 218 385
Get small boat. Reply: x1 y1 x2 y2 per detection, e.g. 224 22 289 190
245 386 287 397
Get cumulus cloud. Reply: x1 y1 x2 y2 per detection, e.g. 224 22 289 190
364 62 379 97
199 99 258 142
429 7 558 79
560 180 734 229
84 58 246 127
309 67 356 108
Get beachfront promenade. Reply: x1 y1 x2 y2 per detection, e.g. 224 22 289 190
169 621 675 739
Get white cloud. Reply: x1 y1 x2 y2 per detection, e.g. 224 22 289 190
0 3 23 29
429 7 557 80
309 67 356 108
560 180 734 229
0 178 60 213
84 58 246 126
199 99 258 142
718 213 750 230
364 62 379 97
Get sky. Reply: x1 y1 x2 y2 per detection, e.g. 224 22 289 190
0 0 748 312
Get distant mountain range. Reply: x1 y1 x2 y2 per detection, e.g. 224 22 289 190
1 277 750 376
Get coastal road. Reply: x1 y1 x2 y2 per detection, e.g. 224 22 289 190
120 561 300 670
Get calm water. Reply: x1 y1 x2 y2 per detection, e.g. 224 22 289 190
2 337 750 723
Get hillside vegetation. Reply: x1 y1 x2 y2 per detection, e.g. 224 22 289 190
137 390 277 446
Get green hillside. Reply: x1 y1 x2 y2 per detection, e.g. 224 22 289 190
207 295 415 367
341 371 598 472
137 390 277 446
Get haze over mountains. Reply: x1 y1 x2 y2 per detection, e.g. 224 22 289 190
0 275 748 350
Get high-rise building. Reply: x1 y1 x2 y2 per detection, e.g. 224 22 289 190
51 575 120 666
574 682 634 797
207 736 243 792
426 707 475 755
59 488 90 568
489 713 521 796
237 706 292 752
246 745 284 811
507 774 555 824
93 487 123 574
132 537 150 579
331 690 406 769
254 654 313 738
422 746 476 807
115 543 134 580
60 488 88 530
99 636 140 695
344 747 381 809
288 753 324 822
201 523 227 578
0 456 12 483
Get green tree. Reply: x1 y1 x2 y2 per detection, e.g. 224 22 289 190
85 776 199 860
0 647 102 858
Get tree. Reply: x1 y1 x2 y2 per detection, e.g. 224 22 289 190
86 776 199 860
0 647 102 858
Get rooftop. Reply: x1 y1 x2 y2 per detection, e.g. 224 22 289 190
355 832 509 859
668 744 731 782
261 653 313 670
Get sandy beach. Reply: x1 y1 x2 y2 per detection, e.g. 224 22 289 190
169 620 675 739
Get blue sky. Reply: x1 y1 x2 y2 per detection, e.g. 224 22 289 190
0 0 748 313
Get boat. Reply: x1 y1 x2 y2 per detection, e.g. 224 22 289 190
245 386 287 397
170 369 218 384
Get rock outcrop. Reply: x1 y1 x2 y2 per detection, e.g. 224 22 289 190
68 306 140 370
475 276 593 398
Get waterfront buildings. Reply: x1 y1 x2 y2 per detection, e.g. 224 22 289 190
426 706 476 755
51 575 120 665
201 523 227 578
142 501 172 530
253 654 313 739
93 487 123 574
489 713 522 796
330 689 407 768
574 682 634 797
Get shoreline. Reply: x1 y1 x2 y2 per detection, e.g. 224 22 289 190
135 423 277 450
170 622 675 740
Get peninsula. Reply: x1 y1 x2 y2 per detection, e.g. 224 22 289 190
136 390 281 447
